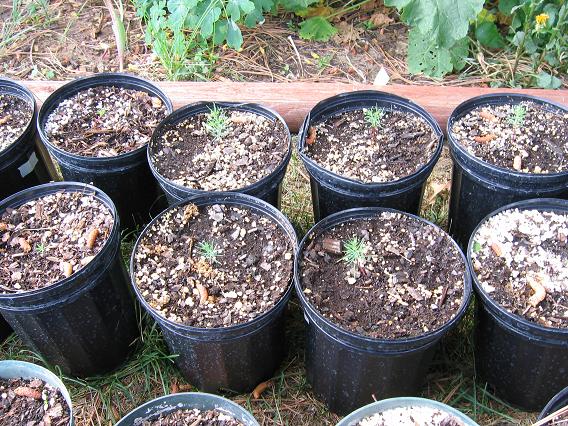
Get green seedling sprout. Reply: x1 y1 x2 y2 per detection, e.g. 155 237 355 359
197 240 221 264
342 236 366 267
472 241 482 253
204 105 229 139
97 108 107 117
508 104 526 127
364 106 385 128
34 243 45 254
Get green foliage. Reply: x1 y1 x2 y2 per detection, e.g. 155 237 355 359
298 16 337 41
386 0 484 77
472 241 482 253
197 240 221 263
204 105 229 139
342 237 366 266
508 104 527 127
364 106 385 128
34 243 45 254
499 0 567 87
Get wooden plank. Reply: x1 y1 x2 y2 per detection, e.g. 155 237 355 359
21 80 568 133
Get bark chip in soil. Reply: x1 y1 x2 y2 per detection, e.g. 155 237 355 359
142 407 244 425
0 377 71 426
300 212 466 339
45 86 168 157
150 108 289 191
133 203 293 328
0 94 33 153
452 102 568 173
358 406 465 426
0 190 114 293
471 208 568 328
303 108 438 183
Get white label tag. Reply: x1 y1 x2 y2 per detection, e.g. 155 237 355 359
18 152 38 178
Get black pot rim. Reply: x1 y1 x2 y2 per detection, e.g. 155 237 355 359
147 101 292 195
467 197 568 336
37 72 173 162
129 191 298 335
297 90 444 188
0 77 37 160
538 385 568 420
447 92 568 179
0 181 120 301
294 206 473 346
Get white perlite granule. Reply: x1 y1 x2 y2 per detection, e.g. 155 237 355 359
357 405 464 426
472 208 568 295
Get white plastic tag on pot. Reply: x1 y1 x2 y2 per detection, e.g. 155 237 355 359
18 152 38 178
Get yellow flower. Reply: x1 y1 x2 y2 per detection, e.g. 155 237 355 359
535 13 549 27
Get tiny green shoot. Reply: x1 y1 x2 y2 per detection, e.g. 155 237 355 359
342 236 366 266
508 105 526 127
197 240 221 264
97 108 107 117
472 241 482 253
364 106 385 128
204 105 229 140
34 243 45 254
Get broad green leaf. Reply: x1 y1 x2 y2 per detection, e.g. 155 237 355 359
298 17 337 41
475 22 505 48
167 0 198 30
511 30 524 47
543 3 559 26
226 19 243 48
449 37 469 71
536 71 562 89
199 4 222 38
213 19 228 44
498 0 519 15
524 35 537 54
407 27 453 78
280 0 318 12
386 0 484 48
227 0 255 21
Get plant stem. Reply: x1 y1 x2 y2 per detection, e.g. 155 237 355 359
511 2 536 84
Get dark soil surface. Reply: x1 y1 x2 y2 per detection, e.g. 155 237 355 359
0 377 71 425
299 211 466 339
0 190 113 293
151 108 289 191
45 86 167 157
303 108 438 183
358 406 464 426
143 408 244 425
451 102 568 173
471 208 568 328
133 203 293 327
0 93 32 153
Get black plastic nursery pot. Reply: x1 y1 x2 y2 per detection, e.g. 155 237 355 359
0 182 138 377
538 386 568 421
149 102 292 209
130 192 298 393
116 392 259 425
0 78 51 201
0 360 74 425
447 94 568 249
297 90 443 221
37 73 173 230
468 198 568 411
294 207 472 415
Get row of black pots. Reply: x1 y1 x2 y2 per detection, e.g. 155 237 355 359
1 359 566 424
0 180 566 418
4 74 568 250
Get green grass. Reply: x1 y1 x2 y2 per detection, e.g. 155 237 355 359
0 147 539 425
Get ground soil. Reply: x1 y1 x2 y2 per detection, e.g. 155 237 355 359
0 93 32 153
142 408 244 426
471 208 568 328
44 86 167 157
0 377 71 425
304 108 438 183
133 202 293 328
151 108 288 191
300 211 466 339
451 102 568 173
359 406 464 426
0 190 113 293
